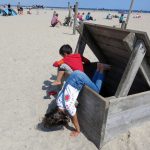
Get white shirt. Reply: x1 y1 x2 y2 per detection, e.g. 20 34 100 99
56 83 79 116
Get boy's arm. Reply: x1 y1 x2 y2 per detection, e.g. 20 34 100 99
70 113 80 137
81 56 90 64
53 59 64 67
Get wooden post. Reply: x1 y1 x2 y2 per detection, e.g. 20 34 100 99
75 23 86 54
115 40 146 97
75 35 86 54
123 33 150 87
73 2 78 35
68 2 71 18
123 0 135 29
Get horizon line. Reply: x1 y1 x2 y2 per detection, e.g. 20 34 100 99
0 4 150 12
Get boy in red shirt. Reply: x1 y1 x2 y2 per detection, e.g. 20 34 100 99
52 44 90 85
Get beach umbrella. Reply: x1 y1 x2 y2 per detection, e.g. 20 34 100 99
125 0 135 29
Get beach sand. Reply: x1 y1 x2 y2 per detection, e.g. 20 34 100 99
0 9 150 150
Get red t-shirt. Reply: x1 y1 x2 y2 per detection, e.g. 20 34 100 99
53 54 90 72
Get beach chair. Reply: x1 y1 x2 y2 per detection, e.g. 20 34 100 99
71 22 150 149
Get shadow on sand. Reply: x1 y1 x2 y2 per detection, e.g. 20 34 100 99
42 74 61 99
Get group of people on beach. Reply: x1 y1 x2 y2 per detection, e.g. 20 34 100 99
77 12 94 21
0 3 24 16
50 8 95 27
42 44 111 137
0 4 13 16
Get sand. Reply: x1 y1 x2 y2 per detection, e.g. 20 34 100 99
0 8 150 150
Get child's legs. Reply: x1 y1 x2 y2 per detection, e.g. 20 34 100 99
66 70 99 93
92 71 104 93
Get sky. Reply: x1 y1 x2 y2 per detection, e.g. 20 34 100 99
0 0 150 11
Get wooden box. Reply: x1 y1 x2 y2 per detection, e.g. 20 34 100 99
74 23 150 149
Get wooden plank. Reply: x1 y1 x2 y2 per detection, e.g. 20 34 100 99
105 92 150 143
75 35 86 55
81 26 106 62
85 23 150 59
123 32 136 51
109 91 150 114
115 40 146 97
86 23 129 40
98 43 130 58
124 33 150 87
136 32 150 53
104 103 150 143
89 32 128 50
77 85 109 149
100 47 130 64
100 50 128 65
84 22 150 46
76 22 84 35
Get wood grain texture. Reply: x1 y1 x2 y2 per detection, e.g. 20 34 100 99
115 40 146 97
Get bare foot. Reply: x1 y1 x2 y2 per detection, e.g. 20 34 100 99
70 131 80 137
51 81 61 86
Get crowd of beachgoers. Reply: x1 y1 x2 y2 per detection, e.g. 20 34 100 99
0 3 32 16
0 2 143 29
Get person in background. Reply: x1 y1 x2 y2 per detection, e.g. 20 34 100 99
77 12 84 21
85 12 93 21
119 13 125 23
80 12 85 21
27 8 32 14
20 6 23 15
51 13 62 27
7 4 12 16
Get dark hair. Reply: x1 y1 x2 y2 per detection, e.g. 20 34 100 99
42 107 70 128
59 44 72 56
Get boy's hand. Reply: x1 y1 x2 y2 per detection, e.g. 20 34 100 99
70 130 80 137
53 61 59 67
